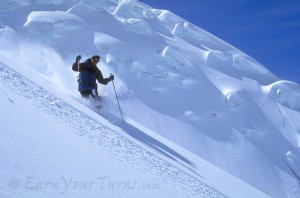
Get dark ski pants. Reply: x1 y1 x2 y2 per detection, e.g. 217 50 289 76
80 89 101 101
80 90 95 98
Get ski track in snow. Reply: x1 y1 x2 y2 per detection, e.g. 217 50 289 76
0 62 225 198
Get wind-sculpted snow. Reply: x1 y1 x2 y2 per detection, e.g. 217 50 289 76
23 10 94 53
224 91 243 108
111 1 156 36
113 1 162 34
157 10 185 32
94 32 122 53
0 62 225 198
114 0 151 19
24 11 86 36
284 151 300 179
123 18 154 36
172 22 231 52
161 46 192 70
233 54 270 74
266 80 300 112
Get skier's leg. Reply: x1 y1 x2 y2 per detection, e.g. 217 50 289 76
80 91 93 98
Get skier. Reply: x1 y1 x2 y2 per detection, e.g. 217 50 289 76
72 55 114 99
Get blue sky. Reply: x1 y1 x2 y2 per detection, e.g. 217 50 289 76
139 0 300 84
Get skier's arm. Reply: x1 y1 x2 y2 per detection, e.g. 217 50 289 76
95 67 111 85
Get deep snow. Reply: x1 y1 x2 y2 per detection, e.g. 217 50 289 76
0 0 300 197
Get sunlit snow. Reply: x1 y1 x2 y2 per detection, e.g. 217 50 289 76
1 0 300 197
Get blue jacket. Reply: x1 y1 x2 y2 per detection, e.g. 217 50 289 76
72 58 111 92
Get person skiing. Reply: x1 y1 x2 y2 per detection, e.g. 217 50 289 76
72 55 114 99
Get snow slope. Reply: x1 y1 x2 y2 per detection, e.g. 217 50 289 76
0 60 228 198
1 0 300 197
0 54 269 198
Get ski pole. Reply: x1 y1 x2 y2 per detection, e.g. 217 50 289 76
77 55 80 71
76 58 80 83
111 74 124 124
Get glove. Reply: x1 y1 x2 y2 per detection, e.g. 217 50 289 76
109 74 114 81
76 55 81 62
